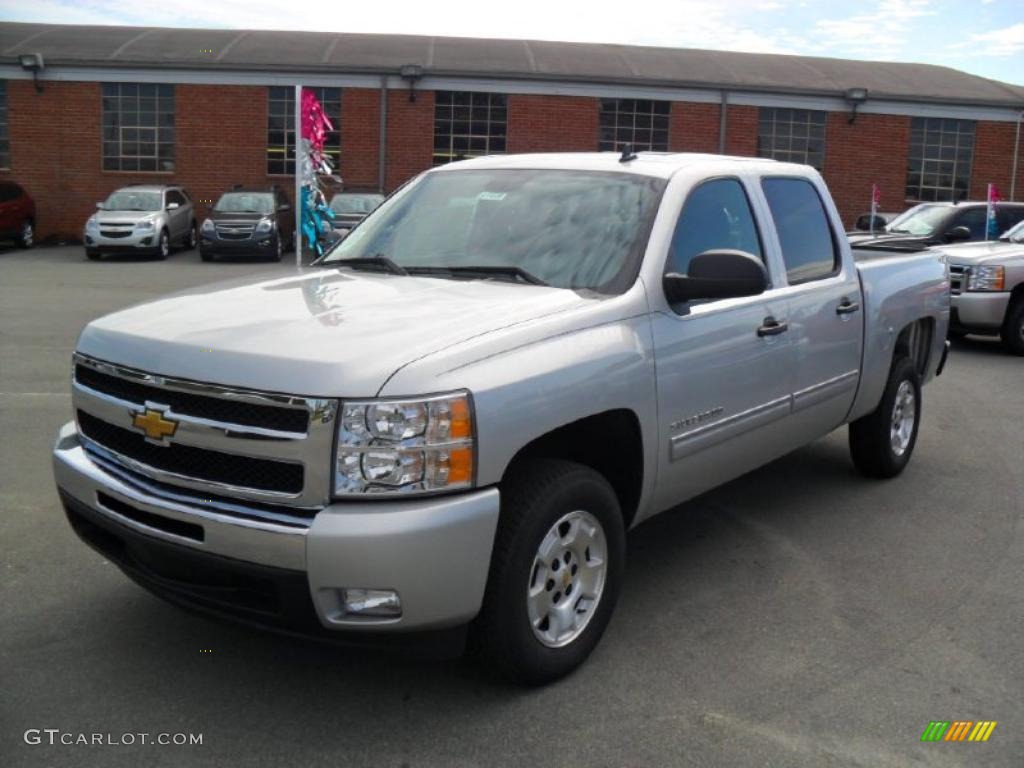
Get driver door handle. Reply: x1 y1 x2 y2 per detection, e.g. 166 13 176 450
757 316 789 337
836 298 861 315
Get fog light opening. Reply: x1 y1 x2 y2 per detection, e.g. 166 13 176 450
340 588 402 618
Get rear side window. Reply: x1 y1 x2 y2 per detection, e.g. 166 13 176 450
667 178 762 275
762 177 838 284
166 190 185 207
0 183 20 202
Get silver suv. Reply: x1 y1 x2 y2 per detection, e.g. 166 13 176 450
84 185 196 261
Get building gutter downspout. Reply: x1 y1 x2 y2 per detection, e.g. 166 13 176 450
718 90 728 154
1011 109 1022 201
378 75 388 193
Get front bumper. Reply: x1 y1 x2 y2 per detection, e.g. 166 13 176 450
84 230 157 251
200 231 279 256
53 422 500 635
950 292 1010 331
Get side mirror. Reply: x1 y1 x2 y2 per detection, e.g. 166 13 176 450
944 225 971 242
95 202 104 210
663 250 768 304
166 202 180 210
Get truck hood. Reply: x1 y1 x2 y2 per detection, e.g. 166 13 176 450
76 267 592 396
934 239 1024 265
847 231 932 247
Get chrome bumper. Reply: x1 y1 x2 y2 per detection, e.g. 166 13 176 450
54 421 501 631
950 292 1010 330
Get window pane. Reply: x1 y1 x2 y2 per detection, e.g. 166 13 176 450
669 179 763 276
432 91 507 166
100 83 174 172
762 177 837 283
756 107 827 170
904 117 975 202
597 99 670 152
267 86 341 174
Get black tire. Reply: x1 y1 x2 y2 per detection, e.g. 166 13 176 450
85 249 101 261
186 221 198 250
472 459 625 685
270 231 283 262
155 229 170 260
849 356 922 479
15 219 34 248
999 298 1024 356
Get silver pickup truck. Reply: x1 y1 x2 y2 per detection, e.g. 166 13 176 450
53 152 949 684
936 218 1024 354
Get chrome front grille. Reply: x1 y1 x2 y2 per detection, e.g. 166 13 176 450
216 224 255 240
949 265 966 295
72 354 337 508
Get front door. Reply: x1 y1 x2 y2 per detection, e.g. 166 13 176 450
650 176 797 512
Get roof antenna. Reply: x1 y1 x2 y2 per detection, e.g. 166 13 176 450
619 144 638 163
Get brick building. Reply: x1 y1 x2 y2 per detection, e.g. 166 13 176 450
1 21 1022 241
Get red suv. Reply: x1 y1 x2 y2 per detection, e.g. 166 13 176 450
0 181 35 248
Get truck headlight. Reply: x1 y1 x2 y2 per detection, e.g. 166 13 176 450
201 218 215 233
256 218 273 233
334 391 474 496
966 265 1005 291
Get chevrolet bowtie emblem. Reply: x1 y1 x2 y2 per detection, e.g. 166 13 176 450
131 407 178 443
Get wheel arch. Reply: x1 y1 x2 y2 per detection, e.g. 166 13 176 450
502 409 644 529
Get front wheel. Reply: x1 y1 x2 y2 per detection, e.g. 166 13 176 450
16 219 34 248
999 299 1024 356
849 356 921 478
472 459 625 685
155 229 170 260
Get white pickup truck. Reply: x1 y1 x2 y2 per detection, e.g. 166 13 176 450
54 152 950 684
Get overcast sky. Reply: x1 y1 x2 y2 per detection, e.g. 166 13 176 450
2 0 1022 85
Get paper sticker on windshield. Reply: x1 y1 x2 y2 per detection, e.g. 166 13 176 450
478 191 507 201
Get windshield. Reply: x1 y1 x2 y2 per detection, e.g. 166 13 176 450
320 169 666 292
885 204 950 236
214 193 274 214
330 194 384 214
1001 219 1024 243
103 190 162 212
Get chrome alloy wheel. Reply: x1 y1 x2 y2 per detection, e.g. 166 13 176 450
527 509 607 648
890 380 916 457
21 220 33 247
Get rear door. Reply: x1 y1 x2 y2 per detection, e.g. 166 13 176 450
760 176 863 441
649 175 797 509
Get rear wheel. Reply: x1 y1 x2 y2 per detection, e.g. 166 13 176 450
270 231 283 262
15 219 34 248
999 298 1024 356
849 356 921 478
472 459 625 685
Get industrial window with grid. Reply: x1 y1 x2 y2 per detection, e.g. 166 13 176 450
0 81 9 169
905 117 975 202
433 91 507 166
757 108 827 170
598 99 670 152
101 83 175 172
267 86 341 176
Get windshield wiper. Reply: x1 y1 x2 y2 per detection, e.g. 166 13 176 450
406 265 549 286
330 255 408 276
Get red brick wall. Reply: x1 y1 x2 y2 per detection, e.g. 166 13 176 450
385 89 434 191
669 102 720 153
507 95 598 153
970 121 1021 202
3 80 1022 240
339 87 380 190
725 104 759 156
823 112 911 227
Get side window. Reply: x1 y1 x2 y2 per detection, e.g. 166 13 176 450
166 190 184 207
667 178 763 276
997 206 1024 234
952 207 987 240
0 183 14 202
762 177 838 284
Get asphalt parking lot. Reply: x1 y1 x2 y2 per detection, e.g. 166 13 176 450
2 245 1022 767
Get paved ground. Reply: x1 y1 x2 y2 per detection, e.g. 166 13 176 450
2 245 1022 767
